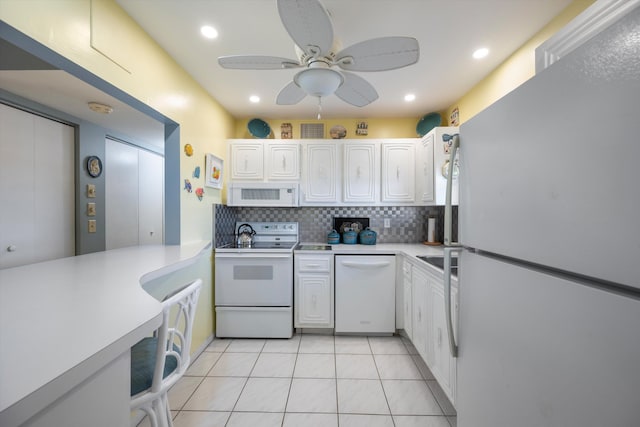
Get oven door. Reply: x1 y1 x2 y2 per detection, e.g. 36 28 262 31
215 252 293 306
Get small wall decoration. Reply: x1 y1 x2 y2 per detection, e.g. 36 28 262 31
195 187 204 201
355 121 368 136
450 107 460 126
184 143 194 157
205 153 223 189
281 122 292 139
183 179 192 193
86 156 102 178
193 166 201 179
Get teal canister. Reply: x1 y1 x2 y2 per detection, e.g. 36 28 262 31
359 227 377 245
327 229 340 244
343 229 357 244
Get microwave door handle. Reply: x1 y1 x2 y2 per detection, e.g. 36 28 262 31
445 134 460 246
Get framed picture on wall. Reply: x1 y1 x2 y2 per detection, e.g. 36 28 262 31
205 153 223 189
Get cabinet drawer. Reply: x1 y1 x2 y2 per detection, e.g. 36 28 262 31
297 256 331 272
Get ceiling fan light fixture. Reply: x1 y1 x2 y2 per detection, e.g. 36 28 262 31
294 68 343 98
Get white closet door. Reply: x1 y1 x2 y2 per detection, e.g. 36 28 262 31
138 149 163 245
0 103 74 269
105 139 139 250
34 114 75 263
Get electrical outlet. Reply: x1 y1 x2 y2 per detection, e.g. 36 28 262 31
88 220 97 233
384 218 391 228
87 202 96 216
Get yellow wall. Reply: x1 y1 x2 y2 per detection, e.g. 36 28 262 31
444 0 595 125
234 117 435 139
0 0 234 351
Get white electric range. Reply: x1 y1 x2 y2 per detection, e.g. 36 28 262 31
214 222 298 338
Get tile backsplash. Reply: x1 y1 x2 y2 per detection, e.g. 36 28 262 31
214 205 458 246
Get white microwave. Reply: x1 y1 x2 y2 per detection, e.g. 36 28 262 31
227 182 299 207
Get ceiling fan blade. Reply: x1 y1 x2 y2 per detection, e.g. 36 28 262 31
277 0 334 57
218 55 301 70
334 72 379 107
276 81 307 105
335 37 420 72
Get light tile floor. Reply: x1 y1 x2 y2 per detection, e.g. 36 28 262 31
139 334 456 427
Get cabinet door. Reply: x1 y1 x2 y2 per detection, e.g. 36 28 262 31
403 278 413 341
266 143 299 180
418 134 435 204
430 277 456 405
301 143 338 203
343 142 377 203
230 141 264 180
382 142 416 203
296 274 333 327
412 267 429 361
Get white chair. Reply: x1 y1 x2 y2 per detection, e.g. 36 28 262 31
130 279 202 427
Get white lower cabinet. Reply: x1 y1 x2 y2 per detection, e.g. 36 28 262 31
429 273 458 404
411 267 430 362
409 261 458 407
402 258 413 341
295 254 334 328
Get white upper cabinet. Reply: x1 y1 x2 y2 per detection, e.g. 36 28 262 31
343 142 379 203
422 127 459 205
300 141 339 204
417 134 435 204
229 140 300 182
229 140 264 180
266 143 300 180
227 137 441 206
381 141 416 203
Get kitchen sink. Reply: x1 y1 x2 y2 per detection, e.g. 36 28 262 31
416 255 458 276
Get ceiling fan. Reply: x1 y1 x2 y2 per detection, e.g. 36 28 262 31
218 0 419 114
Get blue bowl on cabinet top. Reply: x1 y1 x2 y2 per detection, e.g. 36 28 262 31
342 230 357 244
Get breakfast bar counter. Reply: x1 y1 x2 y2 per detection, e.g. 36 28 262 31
0 241 211 427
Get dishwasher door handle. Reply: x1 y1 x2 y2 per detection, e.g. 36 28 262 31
340 260 391 269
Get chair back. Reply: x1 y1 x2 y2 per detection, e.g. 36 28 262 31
150 278 202 393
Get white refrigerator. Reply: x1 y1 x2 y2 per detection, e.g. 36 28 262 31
445 6 640 427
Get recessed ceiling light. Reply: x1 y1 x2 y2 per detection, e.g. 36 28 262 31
200 25 218 39
249 95 260 103
404 94 416 102
473 47 489 59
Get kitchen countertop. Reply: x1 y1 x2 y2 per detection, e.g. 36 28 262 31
0 241 211 424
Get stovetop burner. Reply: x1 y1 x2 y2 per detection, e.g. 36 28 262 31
215 221 299 253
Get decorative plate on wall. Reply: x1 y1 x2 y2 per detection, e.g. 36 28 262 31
330 125 347 139
416 112 442 136
248 118 271 138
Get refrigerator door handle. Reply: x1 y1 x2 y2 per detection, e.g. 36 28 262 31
444 134 460 246
444 246 462 358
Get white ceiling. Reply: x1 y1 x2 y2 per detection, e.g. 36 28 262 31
0 70 165 147
117 0 575 119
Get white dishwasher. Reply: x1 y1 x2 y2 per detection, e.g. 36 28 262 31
335 255 396 334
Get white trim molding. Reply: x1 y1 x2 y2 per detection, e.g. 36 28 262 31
536 0 640 73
